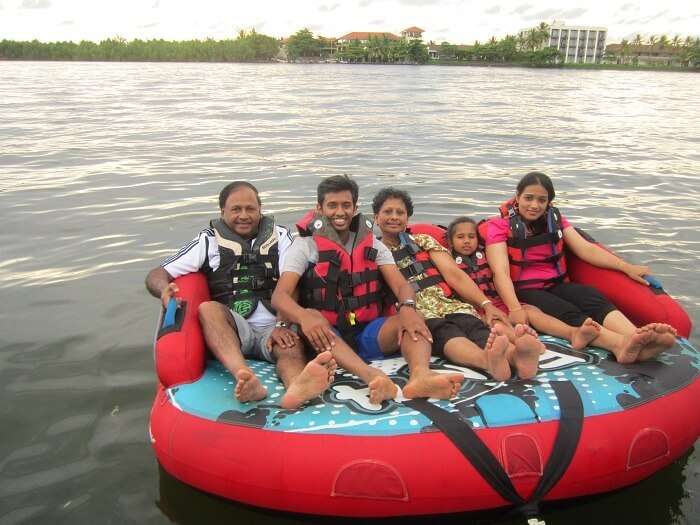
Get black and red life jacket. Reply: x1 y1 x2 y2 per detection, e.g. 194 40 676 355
296 210 384 330
498 198 568 289
452 222 499 299
390 232 454 297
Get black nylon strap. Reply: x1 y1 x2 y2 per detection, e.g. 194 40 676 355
404 380 584 511
410 274 445 292
508 232 560 249
403 399 524 505
528 381 584 503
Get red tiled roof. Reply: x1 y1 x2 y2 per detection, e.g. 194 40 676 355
337 32 401 41
402 27 425 33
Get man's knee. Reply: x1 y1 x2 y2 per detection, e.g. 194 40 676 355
199 300 218 321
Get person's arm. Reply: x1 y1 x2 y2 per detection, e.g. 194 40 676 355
429 250 509 327
145 266 179 308
271 270 337 353
563 227 650 285
485 241 528 325
378 264 432 343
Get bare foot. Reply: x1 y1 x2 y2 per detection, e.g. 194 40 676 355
513 324 543 379
638 323 677 361
570 318 602 351
485 329 511 381
279 351 336 409
368 375 399 405
403 371 463 400
615 329 653 364
234 368 268 402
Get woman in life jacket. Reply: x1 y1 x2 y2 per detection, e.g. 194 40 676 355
485 171 676 364
447 216 602 350
372 187 545 381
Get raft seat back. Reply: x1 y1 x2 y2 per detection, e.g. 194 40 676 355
406 223 449 249
566 247 692 338
155 272 209 387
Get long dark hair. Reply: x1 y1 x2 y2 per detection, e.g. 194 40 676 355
516 172 555 203
446 216 476 248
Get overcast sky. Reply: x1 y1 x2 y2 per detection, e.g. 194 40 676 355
1 0 698 44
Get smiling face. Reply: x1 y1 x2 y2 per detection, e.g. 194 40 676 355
450 221 479 257
374 197 409 237
221 187 261 239
316 190 357 234
515 183 550 223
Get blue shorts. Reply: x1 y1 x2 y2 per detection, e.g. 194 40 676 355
335 317 387 362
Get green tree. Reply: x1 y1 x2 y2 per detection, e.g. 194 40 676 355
286 28 320 60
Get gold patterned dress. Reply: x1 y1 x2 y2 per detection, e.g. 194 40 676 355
390 233 480 321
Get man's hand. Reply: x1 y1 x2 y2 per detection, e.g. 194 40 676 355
299 309 336 352
160 282 179 309
482 303 510 327
267 326 300 350
397 306 433 345
508 307 528 326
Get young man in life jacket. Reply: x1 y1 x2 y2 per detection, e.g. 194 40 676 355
145 181 336 409
272 175 464 403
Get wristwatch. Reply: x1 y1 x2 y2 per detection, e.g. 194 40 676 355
398 299 417 311
275 320 291 328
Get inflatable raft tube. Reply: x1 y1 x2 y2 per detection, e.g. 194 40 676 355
150 272 700 517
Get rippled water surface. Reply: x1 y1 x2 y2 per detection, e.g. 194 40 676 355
1 62 699 525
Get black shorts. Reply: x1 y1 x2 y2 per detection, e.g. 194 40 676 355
426 313 490 356
516 282 617 326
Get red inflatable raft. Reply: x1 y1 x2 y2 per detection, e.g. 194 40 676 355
150 226 696 518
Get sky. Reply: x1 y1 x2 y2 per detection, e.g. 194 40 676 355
1 0 698 45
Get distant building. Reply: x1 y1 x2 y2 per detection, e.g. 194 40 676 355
335 27 425 56
401 27 425 41
520 21 607 64
336 32 401 46
605 43 686 66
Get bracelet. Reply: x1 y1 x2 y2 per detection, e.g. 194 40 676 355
480 299 492 308
275 320 291 328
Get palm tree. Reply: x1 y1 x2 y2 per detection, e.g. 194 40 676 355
671 35 681 48
620 38 630 64
658 34 669 49
633 34 643 47
648 35 657 47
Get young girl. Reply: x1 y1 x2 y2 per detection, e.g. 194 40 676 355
372 187 543 381
484 171 676 363
447 216 601 350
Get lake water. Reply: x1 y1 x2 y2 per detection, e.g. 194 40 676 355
1 61 699 525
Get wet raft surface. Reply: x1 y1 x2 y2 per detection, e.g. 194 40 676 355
168 337 700 436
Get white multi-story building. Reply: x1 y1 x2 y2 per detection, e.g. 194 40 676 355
521 21 607 64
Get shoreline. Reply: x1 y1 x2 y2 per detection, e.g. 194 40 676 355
2 57 697 72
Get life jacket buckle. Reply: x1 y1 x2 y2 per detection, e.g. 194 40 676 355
348 311 357 326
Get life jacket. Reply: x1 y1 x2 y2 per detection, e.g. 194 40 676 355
498 198 568 289
205 215 280 318
390 232 454 297
452 223 499 299
296 211 384 330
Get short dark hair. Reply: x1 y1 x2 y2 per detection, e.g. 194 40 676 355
219 181 261 209
516 172 555 202
371 187 414 217
317 175 359 205
446 216 477 246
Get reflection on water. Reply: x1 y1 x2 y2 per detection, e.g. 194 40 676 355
1 62 699 524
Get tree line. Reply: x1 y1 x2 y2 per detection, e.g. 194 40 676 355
611 35 700 67
0 30 280 62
